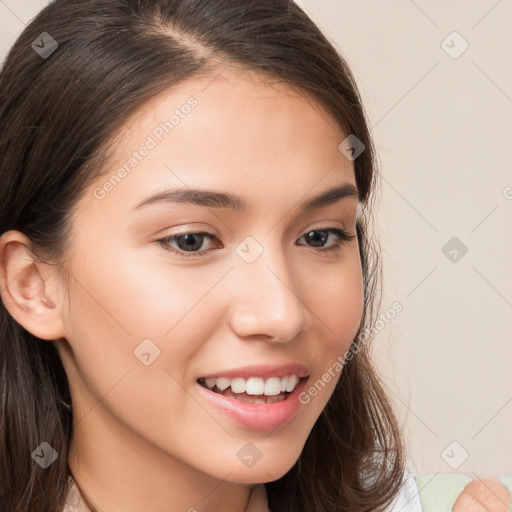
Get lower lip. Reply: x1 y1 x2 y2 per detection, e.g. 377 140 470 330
196 378 308 432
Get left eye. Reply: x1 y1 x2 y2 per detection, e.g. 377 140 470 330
156 227 356 257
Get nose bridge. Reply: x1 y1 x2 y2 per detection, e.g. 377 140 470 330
229 235 313 341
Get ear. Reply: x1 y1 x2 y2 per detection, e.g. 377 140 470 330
0 230 66 341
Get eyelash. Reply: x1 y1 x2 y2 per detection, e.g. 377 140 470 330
156 226 356 258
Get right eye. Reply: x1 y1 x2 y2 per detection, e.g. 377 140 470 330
156 229 222 257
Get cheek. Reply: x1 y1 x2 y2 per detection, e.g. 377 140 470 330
62 242 229 401
61 251 221 454
67 240 226 340
298 252 363 408
58 234 365 481
311 252 364 354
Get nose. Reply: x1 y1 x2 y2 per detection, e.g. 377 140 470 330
228 242 313 342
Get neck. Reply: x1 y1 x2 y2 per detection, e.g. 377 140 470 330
67 413 266 512
60 354 271 512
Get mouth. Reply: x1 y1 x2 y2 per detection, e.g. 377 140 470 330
197 375 307 405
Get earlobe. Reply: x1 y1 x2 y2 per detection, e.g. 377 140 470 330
40 294 57 309
0 230 65 341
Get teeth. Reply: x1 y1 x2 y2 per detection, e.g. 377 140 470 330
246 377 264 395
201 375 301 396
264 377 282 396
231 378 245 394
216 377 230 391
205 377 217 389
285 375 299 392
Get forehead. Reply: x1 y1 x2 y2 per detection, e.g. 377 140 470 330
79 67 355 217
125 67 343 137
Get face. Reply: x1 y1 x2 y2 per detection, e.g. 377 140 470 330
54 68 364 484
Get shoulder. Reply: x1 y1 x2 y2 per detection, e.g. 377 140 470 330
62 476 83 512
382 469 423 512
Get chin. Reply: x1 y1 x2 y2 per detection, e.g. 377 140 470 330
221 446 304 485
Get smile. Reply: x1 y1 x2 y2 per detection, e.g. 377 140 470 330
199 374 300 396
196 375 309 430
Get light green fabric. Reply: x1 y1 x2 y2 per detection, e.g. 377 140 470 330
415 474 512 512
414 474 471 512
499 475 512 511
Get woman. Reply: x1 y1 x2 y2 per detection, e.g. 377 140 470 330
0 1 508 511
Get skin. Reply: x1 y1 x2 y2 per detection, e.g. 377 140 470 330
0 68 363 511
0 67 507 511
453 478 510 512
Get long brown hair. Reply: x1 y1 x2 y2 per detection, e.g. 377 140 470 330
0 1 405 510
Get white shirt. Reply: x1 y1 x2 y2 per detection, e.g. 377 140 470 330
383 469 423 512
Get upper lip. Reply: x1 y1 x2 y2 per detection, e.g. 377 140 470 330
198 363 310 380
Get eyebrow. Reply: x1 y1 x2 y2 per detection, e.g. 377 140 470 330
131 182 360 213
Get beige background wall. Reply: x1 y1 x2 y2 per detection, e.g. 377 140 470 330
1 0 511 476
